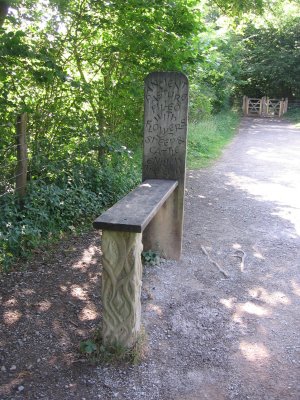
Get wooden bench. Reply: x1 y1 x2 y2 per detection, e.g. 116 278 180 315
93 179 178 233
94 72 189 348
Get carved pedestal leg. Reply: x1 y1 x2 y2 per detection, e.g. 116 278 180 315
101 230 143 348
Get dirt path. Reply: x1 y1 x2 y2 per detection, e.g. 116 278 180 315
1 117 300 399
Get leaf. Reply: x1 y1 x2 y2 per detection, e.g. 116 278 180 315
79 339 97 354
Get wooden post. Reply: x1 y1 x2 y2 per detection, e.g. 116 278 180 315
284 98 288 113
279 99 284 118
262 96 265 115
243 96 249 116
142 72 188 260
259 98 263 116
242 96 246 115
245 97 249 116
16 113 28 198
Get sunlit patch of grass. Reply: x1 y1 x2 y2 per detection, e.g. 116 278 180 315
187 111 241 169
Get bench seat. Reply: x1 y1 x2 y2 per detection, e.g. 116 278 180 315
93 179 178 233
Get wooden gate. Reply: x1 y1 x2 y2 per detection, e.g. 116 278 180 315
243 96 288 118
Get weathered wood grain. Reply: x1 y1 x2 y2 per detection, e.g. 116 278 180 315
142 72 188 259
93 179 178 233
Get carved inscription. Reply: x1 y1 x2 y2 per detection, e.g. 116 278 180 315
143 72 188 182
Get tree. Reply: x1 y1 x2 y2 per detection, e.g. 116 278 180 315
232 2 300 98
0 1 9 27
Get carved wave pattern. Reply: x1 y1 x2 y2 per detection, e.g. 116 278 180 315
101 231 143 346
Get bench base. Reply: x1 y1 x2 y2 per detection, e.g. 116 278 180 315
101 230 143 348
143 190 182 260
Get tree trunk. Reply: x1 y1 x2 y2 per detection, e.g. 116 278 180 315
0 1 9 27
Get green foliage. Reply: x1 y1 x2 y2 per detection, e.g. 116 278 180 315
142 250 161 266
0 157 141 271
2 0 299 272
211 0 265 16
0 0 204 271
232 4 300 98
79 327 147 365
284 108 300 127
187 110 240 169
79 339 97 355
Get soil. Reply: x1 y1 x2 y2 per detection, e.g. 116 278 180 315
1 117 300 400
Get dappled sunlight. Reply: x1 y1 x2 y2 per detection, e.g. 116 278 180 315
220 297 236 309
273 207 300 238
220 296 270 331
291 280 300 297
252 246 265 260
36 300 52 312
71 244 101 270
226 172 300 207
147 303 163 316
225 172 300 236
235 301 269 318
3 310 22 325
239 341 270 363
0 232 102 398
3 297 18 307
59 284 68 293
70 285 87 301
248 287 291 306
221 285 292 335
246 147 300 166
79 303 99 321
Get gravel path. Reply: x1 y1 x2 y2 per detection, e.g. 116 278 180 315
1 117 300 399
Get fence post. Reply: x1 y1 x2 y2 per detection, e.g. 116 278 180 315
246 97 250 115
242 96 246 115
16 113 28 198
261 96 266 116
284 98 288 113
279 99 287 117
259 98 263 116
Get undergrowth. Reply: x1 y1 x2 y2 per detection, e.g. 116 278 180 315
142 250 161 266
1 110 241 272
284 108 300 127
79 326 148 365
0 156 141 272
187 110 241 169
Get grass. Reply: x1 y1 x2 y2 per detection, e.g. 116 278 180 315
284 108 300 128
187 110 241 169
79 326 148 365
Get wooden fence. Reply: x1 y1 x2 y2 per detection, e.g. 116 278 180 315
243 96 288 118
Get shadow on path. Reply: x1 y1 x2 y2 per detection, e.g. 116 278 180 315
1 117 300 400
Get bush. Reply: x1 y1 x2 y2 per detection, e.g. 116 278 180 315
0 153 141 272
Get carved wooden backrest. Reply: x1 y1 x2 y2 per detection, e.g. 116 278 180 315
142 72 189 259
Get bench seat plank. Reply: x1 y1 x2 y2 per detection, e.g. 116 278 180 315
93 179 178 233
